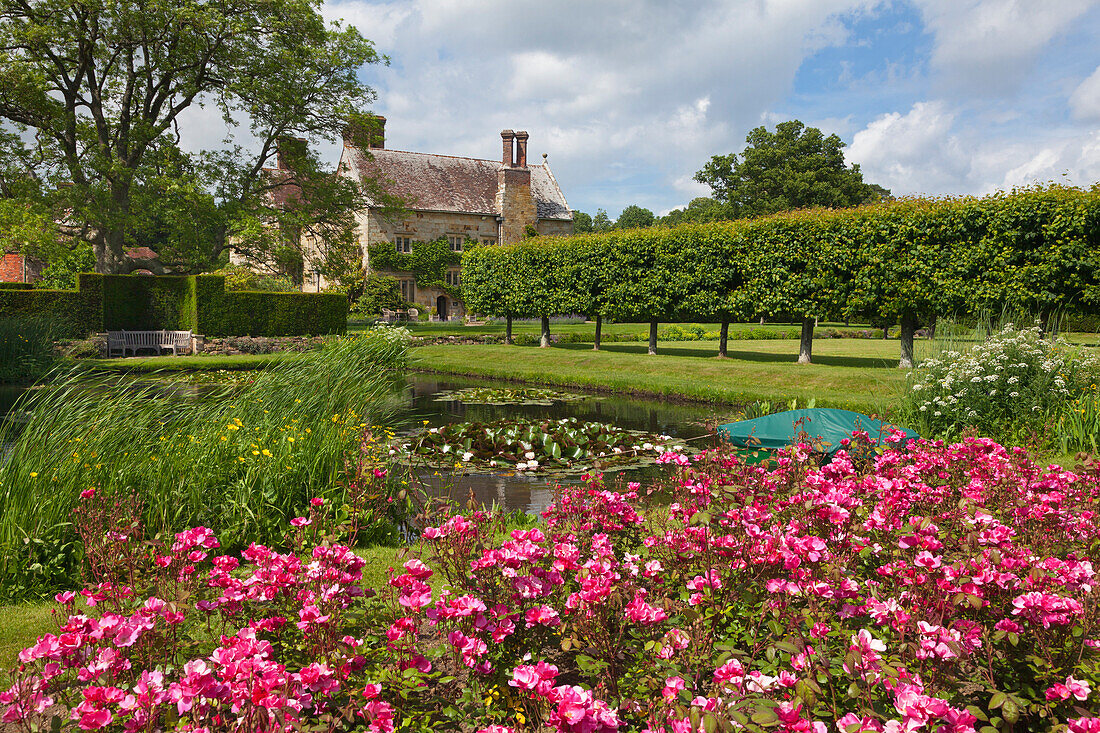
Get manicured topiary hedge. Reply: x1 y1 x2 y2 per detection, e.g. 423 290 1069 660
102 275 194 330
194 276 347 337
0 282 34 290
0 273 103 336
463 186 1100 363
0 273 346 337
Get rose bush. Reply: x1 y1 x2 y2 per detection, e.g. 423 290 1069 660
5 433 1100 731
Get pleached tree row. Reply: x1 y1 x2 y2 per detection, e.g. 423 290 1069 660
461 186 1100 366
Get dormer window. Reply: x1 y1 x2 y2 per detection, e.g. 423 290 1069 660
447 235 464 252
395 235 412 253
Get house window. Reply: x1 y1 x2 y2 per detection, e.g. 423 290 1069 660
399 279 415 302
447 234 464 252
394 235 412 253
481 235 498 246
445 269 461 287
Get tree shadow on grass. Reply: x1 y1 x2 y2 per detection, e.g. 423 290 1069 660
554 342 898 369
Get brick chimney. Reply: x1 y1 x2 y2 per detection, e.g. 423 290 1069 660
496 129 535 244
276 137 307 170
514 131 529 168
342 115 385 149
367 115 385 149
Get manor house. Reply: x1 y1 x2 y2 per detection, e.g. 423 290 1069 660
317 119 572 321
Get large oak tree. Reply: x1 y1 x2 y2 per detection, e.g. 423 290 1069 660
0 0 385 275
694 120 890 220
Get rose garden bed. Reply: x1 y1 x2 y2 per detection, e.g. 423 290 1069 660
4 434 1100 731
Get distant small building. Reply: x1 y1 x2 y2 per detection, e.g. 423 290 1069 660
0 252 43 284
322 119 572 320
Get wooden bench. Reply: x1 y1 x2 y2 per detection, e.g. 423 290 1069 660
106 330 193 356
159 330 193 356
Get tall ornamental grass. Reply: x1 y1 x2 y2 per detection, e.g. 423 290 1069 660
0 316 57 384
899 322 1100 451
0 325 411 595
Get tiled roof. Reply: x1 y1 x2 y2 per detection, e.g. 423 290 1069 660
260 168 303 208
344 147 572 220
124 246 159 261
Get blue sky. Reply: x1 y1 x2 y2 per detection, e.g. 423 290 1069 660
300 0 1100 219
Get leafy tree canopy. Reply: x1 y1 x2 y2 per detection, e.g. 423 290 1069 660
572 211 593 234
694 120 890 219
615 204 655 230
0 0 389 276
657 197 732 227
592 209 613 233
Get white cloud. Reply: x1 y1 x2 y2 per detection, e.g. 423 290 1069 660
848 100 1100 196
1070 65 1100 121
320 0 884 214
847 101 968 194
911 0 1097 95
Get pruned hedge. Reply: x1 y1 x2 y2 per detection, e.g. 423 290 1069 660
462 186 1100 360
0 283 34 290
194 276 348 337
0 274 103 337
0 274 346 338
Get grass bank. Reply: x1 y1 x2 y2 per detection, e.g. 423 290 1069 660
410 339 915 412
89 352 296 373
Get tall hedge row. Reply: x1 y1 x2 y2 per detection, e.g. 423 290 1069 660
0 274 347 338
0 274 104 337
461 186 1100 363
193 276 348 337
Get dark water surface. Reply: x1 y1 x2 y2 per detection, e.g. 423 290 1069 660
2 373 742 514
399 374 738 513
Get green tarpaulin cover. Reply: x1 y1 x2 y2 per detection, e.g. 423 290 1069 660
718 408 919 458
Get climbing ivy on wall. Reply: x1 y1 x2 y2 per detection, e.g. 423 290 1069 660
367 236 464 300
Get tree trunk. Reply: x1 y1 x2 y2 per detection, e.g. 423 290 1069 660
882 326 889 340
798 317 814 364
540 316 550 348
95 228 129 274
648 319 658 356
899 315 917 369
718 320 729 358
593 314 602 351
928 315 938 339
505 315 513 344
95 183 133 274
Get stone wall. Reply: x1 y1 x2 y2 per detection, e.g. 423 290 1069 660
496 167 536 244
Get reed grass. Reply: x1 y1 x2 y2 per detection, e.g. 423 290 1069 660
0 329 409 596
0 317 58 385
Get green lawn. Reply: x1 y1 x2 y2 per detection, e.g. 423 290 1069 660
410 338 920 413
87 352 299 372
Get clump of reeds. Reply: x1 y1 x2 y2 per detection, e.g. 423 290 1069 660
0 330 409 594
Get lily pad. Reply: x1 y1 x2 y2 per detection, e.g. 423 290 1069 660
393 417 692 475
431 386 586 406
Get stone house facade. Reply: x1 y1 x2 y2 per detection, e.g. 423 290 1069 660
312 119 572 321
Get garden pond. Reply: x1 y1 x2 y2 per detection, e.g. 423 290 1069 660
1 373 739 514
